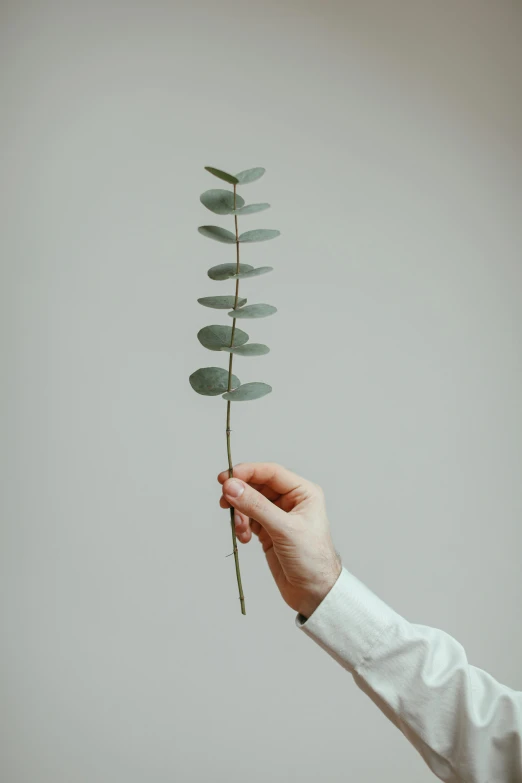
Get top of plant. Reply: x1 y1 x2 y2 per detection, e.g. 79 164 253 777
203 166 266 186
189 165 280 402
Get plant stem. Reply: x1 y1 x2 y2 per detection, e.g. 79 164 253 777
225 183 246 615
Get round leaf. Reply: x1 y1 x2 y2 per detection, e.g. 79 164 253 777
235 168 266 185
230 266 273 279
189 367 241 396
228 303 277 319
208 263 254 280
204 166 239 185
198 225 236 243
197 324 249 351
221 343 270 356
200 189 245 215
198 295 247 309
232 203 270 216
239 229 280 243
222 382 272 401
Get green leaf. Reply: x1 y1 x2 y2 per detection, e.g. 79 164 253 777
222 382 272 401
208 263 254 280
239 229 280 243
200 189 245 215
197 324 249 351
230 266 273 279
232 203 270 216
198 225 236 243
204 166 239 185
198 295 247 309
189 367 241 396
235 168 265 185
228 303 277 319
221 343 270 356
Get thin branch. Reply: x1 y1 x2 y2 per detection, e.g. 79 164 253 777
225 183 246 615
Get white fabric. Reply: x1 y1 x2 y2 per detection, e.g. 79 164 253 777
295 567 522 782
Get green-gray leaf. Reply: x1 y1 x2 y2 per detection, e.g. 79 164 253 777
189 366 241 396
228 303 277 319
198 295 247 309
235 167 265 185
221 343 270 356
230 266 273 279
239 229 280 243
198 225 236 243
208 263 254 280
197 324 249 351
222 382 272 401
232 203 270 216
204 166 239 185
200 189 245 215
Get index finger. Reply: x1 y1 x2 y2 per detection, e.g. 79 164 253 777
217 462 310 496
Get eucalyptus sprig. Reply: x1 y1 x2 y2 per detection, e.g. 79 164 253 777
189 165 280 616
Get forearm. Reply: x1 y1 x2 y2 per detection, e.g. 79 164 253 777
296 567 522 783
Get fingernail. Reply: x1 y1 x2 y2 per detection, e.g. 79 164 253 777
225 479 244 498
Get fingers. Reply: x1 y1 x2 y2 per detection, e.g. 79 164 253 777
221 476 288 539
233 510 252 543
218 496 257 543
250 519 261 536
220 484 279 505
217 462 311 496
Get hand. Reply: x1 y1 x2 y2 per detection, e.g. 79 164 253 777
217 462 343 619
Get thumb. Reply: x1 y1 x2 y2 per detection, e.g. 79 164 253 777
223 478 288 538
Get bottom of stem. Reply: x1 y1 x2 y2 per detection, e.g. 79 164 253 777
230 508 246 615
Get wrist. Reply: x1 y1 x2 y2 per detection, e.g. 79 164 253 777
298 561 342 619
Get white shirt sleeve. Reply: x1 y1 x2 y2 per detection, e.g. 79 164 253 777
295 566 522 783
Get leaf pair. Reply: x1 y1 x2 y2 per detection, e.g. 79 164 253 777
197 324 272 352
198 299 277 319
189 367 271 401
198 226 280 244
200 189 270 217
207 263 273 281
205 166 265 185
197 324 270 356
197 295 247 309
197 324 249 351
228 303 277 318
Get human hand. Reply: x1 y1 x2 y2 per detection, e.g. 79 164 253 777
217 462 342 618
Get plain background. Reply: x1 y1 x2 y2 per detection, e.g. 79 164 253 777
1 1 521 781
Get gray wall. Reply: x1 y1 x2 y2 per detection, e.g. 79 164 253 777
2 1 521 781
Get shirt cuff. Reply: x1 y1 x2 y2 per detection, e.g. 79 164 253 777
295 566 404 671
